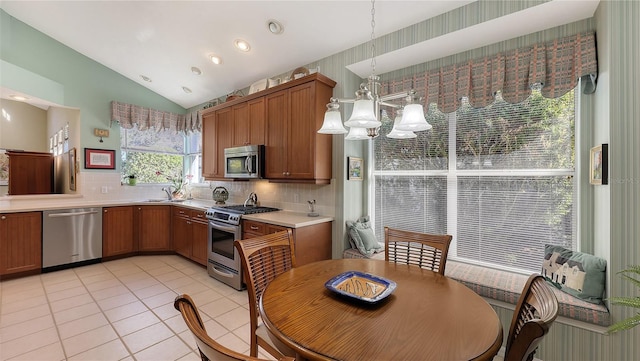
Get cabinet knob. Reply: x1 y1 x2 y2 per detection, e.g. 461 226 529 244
1 216 5 220
104 209 108 213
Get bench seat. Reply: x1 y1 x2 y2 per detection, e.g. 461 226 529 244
342 248 610 327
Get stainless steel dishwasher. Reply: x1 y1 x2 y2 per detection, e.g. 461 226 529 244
42 207 102 269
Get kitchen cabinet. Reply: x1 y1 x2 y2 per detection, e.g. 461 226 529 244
241 219 332 266
265 79 334 183
102 206 135 258
201 73 335 183
172 206 208 266
232 98 265 147
6 151 53 195
136 205 171 251
0 212 42 277
202 107 233 179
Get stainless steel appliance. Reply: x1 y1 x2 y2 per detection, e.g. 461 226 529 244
224 145 264 179
42 207 102 270
205 204 279 290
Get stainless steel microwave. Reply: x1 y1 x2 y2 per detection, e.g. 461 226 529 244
224 145 264 179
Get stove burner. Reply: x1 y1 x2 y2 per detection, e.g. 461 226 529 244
217 205 280 214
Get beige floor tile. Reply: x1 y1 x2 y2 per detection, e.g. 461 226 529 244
152 301 180 320
96 291 138 311
1 286 46 306
84 277 123 292
0 314 55 343
46 285 88 303
133 335 192 361
103 300 148 322
90 284 131 301
5 339 66 361
0 303 51 328
1 294 48 315
133 283 171 299
0 326 60 360
198 297 241 319
44 279 84 294
1 255 259 361
67 338 130 361
216 306 250 332
61 324 118 357
215 331 250 355
53 302 102 325
121 321 173 353
49 293 95 313
112 310 160 336
57 312 109 339
142 289 178 309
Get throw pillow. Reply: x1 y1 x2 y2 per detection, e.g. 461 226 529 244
346 217 383 257
541 244 607 304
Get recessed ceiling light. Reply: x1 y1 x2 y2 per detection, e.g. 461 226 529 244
267 20 284 35
191 66 202 75
234 39 251 52
140 75 152 82
182 86 192 94
210 55 223 65
9 95 28 101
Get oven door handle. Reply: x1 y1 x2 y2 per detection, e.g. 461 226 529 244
209 221 239 233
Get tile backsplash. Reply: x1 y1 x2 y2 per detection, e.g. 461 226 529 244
79 171 336 216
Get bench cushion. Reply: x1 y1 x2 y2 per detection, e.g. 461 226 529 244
343 248 610 327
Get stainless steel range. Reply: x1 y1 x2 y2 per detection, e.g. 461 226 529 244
204 204 279 290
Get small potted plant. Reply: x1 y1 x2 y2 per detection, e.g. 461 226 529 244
127 174 137 186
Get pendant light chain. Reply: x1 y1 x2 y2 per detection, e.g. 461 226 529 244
370 0 376 76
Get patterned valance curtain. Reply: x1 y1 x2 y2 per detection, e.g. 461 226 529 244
382 32 598 113
111 101 201 133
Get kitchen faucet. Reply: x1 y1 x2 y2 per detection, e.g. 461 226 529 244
161 186 174 200
244 192 258 207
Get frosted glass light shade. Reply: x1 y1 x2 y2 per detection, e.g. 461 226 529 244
396 103 431 131
345 126 370 140
387 111 417 139
318 109 347 134
344 99 381 128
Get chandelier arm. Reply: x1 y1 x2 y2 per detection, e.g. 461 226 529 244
334 98 356 104
378 101 401 108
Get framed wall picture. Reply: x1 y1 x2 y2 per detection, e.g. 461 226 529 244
347 157 363 181
69 148 77 190
590 144 608 185
84 148 115 169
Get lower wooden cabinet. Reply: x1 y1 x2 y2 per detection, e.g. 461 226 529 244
136 205 171 251
0 212 42 277
242 219 332 266
172 206 208 266
103 206 135 258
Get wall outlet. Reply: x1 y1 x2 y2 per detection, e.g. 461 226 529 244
101 186 108 194
293 193 299 202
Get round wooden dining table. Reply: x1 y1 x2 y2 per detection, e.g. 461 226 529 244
259 259 503 361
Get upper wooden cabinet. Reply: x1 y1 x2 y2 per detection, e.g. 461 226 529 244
232 98 265 147
201 73 336 183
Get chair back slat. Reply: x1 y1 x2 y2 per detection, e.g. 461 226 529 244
504 274 559 361
384 227 452 275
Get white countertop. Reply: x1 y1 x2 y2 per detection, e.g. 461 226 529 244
0 197 333 229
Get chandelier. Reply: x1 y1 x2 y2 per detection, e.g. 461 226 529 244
317 0 432 140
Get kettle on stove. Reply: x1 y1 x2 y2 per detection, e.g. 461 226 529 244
212 186 229 205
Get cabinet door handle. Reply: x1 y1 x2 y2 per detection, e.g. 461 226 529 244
250 226 259 230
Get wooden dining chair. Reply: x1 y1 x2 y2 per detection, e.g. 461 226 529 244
502 274 559 361
174 294 294 361
234 230 296 359
384 226 453 275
